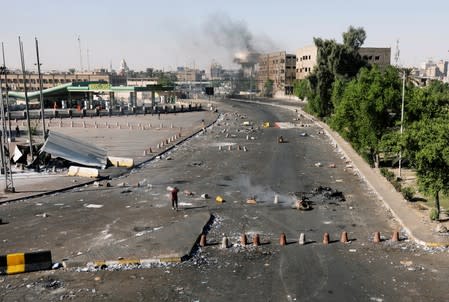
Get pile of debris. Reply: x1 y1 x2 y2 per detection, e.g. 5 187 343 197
311 186 345 202
294 186 345 205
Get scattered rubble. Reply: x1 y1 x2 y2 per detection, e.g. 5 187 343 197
435 224 448 233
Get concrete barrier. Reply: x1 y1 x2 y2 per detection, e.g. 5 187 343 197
108 156 134 168
0 251 52 275
67 166 99 178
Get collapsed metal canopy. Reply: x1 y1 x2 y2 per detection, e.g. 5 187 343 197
40 131 107 169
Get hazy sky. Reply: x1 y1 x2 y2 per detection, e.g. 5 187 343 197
1 0 448 72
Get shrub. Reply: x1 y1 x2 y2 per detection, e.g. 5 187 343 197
430 208 439 221
380 168 395 182
401 187 415 201
391 180 402 192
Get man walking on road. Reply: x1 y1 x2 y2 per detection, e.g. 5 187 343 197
171 187 179 211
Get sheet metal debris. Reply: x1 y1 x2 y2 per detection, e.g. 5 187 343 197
40 131 107 169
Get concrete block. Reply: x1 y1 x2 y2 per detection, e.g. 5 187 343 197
108 156 134 168
67 166 99 178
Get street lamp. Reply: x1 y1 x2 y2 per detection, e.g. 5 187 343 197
398 70 406 179
35 37 47 140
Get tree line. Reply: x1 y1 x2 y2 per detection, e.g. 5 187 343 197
294 26 449 219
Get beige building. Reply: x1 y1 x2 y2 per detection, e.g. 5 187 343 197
257 51 296 95
296 46 391 80
176 67 204 82
0 70 126 92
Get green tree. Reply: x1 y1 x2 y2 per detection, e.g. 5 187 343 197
293 79 311 100
406 80 449 123
403 118 449 219
306 26 368 118
263 79 274 97
331 66 401 164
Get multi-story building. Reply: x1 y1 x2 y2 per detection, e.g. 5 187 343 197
296 45 391 80
0 70 126 92
176 67 204 82
256 51 296 95
210 62 224 80
419 60 448 79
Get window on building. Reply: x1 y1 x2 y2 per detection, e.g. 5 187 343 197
375 56 380 61
369 56 373 60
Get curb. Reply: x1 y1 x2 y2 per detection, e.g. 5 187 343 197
0 250 52 275
229 98 449 248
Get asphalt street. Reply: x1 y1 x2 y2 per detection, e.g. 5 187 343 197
1 99 449 301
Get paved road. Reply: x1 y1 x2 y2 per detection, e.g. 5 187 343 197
1 99 449 301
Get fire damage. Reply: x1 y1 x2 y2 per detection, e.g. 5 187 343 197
292 186 346 210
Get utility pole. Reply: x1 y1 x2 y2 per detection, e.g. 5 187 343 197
398 70 405 179
18 36 34 164
0 45 14 192
35 37 47 141
86 46 90 72
1 42 13 142
77 35 83 72
0 84 14 192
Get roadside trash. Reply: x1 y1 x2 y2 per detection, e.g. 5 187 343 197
315 162 323 167
299 233 306 245
52 262 62 269
216 196 224 203
84 204 104 209
435 224 448 233
300 132 308 137
328 163 336 168
201 193 209 199
294 199 311 211
93 181 101 187
221 236 230 249
246 198 257 205
274 194 279 204
184 190 194 196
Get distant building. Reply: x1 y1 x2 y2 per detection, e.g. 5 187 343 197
296 45 391 80
419 59 448 79
0 70 126 93
210 62 224 80
118 59 129 76
176 67 204 82
256 51 296 95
